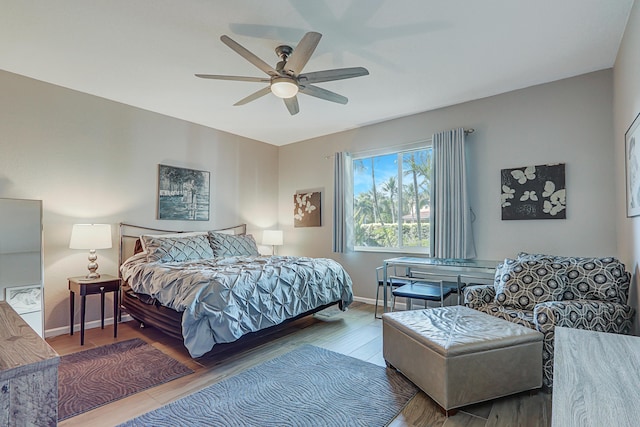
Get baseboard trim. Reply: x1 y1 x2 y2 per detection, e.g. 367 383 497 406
45 313 133 339
353 296 407 311
353 294 457 311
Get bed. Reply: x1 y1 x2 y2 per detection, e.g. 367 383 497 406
118 223 353 357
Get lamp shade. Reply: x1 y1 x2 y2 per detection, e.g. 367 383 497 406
69 224 112 249
262 230 284 246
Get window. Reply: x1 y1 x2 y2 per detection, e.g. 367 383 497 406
352 145 432 253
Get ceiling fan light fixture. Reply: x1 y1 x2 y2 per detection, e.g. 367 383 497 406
205 33 368 113
270 78 299 98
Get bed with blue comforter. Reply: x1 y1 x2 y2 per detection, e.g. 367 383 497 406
119 224 353 357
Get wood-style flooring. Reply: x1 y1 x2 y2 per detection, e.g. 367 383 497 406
47 302 552 427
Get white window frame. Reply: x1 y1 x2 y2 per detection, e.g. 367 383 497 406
351 141 432 255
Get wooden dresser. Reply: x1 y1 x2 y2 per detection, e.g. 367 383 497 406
0 301 59 426
552 326 640 426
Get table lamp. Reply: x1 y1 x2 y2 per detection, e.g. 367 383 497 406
262 230 283 255
69 223 112 279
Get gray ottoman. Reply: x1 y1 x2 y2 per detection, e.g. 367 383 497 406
382 306 542 411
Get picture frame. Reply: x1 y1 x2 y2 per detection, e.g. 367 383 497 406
157 164 210 221
5 284 41 315
294 192 321 227
500 163 566 220
625 112 640 217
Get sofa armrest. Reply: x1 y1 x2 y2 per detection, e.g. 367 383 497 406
463 284 495 309
533 300 635 334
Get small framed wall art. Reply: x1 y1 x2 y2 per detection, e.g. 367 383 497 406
500 163 566 220
625 112 640 217
294 192 321 227
157 164 210 221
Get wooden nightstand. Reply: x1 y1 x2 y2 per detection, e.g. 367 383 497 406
68 274 121 345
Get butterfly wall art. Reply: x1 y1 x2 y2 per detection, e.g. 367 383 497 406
293 191 321 227
500 163 566 220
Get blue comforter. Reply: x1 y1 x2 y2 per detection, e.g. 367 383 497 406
120 254 353 357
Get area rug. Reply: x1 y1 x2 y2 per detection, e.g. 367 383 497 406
58 338 194 421
118 344 418 427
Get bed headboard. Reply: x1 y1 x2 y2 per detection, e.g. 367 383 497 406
118 222 247 275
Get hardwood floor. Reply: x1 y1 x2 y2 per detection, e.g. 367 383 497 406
47 302 552 427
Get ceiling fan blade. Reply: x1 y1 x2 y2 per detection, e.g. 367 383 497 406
284 32 322 75
299 84 348 104
284 96 300 115
299 67 369 84
195 74 270 83
220 35 279 77
233 86 272 106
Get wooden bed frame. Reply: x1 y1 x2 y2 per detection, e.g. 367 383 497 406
118 223 339 347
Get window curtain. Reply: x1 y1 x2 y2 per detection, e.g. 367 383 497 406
430 128 476 259
333 152 354 253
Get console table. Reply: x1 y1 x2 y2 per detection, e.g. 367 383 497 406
380 257 498 313
0 301 59 425
552 327 640 426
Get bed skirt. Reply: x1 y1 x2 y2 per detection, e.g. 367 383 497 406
121 285 184 340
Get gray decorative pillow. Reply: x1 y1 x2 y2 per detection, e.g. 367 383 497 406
208 232 259 257
495 258 565 310
141 233 214 263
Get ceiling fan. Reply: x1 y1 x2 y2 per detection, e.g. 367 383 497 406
195 32 369 115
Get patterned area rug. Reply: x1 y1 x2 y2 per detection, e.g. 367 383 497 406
58 338 194 421
118 345 418 427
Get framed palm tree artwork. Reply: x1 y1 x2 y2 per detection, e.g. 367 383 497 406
157 164 210 220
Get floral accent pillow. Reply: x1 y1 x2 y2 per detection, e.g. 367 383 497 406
208 232 259 257
494 258 565 310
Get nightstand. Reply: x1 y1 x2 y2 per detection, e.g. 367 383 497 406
68 274 121 345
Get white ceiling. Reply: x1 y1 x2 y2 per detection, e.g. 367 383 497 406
1 1 634 146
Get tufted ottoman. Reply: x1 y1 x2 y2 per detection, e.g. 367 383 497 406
382 306 543 412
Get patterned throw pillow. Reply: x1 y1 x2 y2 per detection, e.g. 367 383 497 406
517 253 630 304
141 233 214 263
562 257 629 303
208 232 259 257
493 261 505 288
494 258 565 310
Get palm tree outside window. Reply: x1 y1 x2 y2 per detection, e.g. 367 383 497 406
352 147 432 253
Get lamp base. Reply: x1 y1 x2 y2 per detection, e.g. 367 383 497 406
86 250 100 279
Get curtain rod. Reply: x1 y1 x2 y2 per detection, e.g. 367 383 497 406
325 128 475 159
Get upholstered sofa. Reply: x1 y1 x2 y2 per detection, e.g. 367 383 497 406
464 253 635 388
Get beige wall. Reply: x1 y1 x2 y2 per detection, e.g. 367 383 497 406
615 0 640 334
279 70 617 303
0 70 279 335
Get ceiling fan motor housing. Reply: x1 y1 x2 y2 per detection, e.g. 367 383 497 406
275 45 293 61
